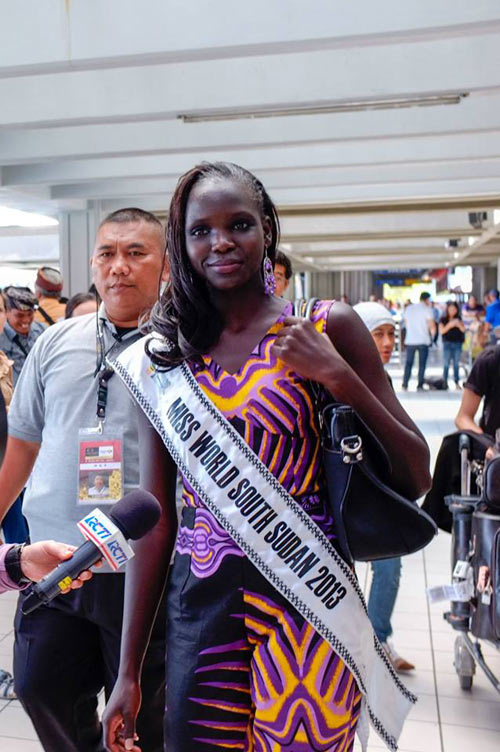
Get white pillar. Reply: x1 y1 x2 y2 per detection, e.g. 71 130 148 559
59 202 103 297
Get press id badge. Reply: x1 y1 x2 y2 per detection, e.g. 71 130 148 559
78 429 123 505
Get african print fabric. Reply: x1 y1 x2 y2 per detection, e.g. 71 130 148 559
170 300 363 750
166 506 362 751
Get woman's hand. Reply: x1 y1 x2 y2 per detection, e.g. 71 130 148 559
102 677 142 751
270 316 348 390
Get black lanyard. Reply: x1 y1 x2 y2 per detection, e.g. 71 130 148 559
95 318 119 425
13 334 30 358
94 316 138 424
96 367 114 422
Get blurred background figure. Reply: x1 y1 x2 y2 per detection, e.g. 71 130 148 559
462 294 485 323
353 301 415 672
0 287 41 549
0 287 45 388
65 291 98 319
402 292 436 391
33 266 66 326
0 292 13 409
462 293 488 362
439 301 465 390
273 250 293 298
485 288 500 342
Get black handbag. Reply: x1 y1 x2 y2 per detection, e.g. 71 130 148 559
294 298 437 563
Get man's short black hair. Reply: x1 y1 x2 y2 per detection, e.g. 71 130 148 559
99 207 163 231
274 250 293 280
488 288 500 300
420 292 431 302
4 286 37 311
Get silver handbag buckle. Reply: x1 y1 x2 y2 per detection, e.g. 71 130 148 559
340 435 363 463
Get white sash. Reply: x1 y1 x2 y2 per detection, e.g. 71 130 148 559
113 337 416 751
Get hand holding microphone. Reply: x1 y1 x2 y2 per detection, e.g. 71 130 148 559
22 490 161 614
20 541 96 588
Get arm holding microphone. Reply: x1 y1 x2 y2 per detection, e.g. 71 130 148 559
0 389 92 594
103 408 178 752
0 540 94 595
20 487 162 615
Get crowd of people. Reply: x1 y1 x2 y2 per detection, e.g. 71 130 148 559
341 289 497 394
0 162 496 752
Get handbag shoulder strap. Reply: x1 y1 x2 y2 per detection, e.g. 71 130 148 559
293 297 327 406
293 297 319 320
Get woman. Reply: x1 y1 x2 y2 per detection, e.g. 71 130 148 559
103 163 430 752
439 301 466 389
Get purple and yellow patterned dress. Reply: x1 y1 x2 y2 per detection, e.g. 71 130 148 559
165 300 362 751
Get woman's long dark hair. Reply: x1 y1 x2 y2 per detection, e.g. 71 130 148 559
443 300 462 321
148 162 280 369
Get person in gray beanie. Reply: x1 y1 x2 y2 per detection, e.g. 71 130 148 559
353 301 415 672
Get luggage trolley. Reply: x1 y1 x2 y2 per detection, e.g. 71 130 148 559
444 434 500 693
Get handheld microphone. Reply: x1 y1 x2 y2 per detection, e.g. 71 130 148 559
21 490 161 615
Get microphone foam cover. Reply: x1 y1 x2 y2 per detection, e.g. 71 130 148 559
109 490 161 540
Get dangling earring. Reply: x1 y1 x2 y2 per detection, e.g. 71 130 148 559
263 247 276 296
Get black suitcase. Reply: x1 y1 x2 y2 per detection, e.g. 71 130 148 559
471 508 500 644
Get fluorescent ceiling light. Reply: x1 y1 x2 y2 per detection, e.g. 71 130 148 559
0 207 58 228
179 93 468 123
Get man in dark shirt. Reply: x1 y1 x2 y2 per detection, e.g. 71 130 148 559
0 287 46 545
0 287 46 386
455 344 500 438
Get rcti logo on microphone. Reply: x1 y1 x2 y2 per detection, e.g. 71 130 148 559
77 508 134 571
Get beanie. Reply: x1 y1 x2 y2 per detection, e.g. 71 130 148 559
353 302 395 333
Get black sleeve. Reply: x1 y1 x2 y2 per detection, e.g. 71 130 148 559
464 346 500 398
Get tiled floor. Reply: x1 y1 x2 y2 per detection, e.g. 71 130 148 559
1 363 500 751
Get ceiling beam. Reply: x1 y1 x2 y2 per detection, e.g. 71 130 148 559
7 131 500 187
1 32 500 129
295 245 459 258
45 157 500 202
282 230 480 243
3 93 500 165
2 1 500 76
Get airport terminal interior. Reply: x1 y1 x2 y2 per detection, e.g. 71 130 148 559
1 2 500 750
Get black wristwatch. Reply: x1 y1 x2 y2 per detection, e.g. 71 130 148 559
5 544 31 586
